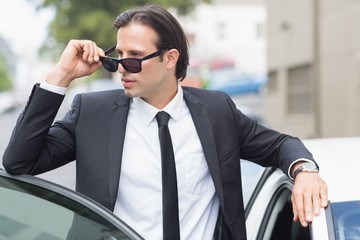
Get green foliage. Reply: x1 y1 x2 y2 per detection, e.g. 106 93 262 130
0 54 12 92
31 0 212 61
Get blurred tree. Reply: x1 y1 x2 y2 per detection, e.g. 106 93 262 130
0 54 12 92
30 0 211 78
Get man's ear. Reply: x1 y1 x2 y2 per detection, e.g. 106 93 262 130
164 49 179 69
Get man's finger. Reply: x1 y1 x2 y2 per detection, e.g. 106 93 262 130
291 195 299 222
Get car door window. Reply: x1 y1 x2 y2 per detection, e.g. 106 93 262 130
268 194 310 240
0 173 142 240
257 184 310 240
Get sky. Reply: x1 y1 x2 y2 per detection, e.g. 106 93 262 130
0 0 53 55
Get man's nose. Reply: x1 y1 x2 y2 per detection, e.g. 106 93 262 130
118 63 127 74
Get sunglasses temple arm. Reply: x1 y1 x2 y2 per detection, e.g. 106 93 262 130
104 45 116 55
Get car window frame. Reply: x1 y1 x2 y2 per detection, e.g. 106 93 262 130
244 166 276 219
245 165 314 240
255 176 295 240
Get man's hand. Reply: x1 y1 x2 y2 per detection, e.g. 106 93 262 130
47 40 105 87
291 171 328 227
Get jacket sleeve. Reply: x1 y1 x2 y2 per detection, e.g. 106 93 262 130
225 93 315 176
2 84 77 175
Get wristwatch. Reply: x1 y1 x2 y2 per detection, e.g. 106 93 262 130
293 162 319 179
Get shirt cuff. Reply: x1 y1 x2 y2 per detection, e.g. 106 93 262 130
288 158 316 181
40 80 67 95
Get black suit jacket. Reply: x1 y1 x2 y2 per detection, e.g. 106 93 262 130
3 84 315 240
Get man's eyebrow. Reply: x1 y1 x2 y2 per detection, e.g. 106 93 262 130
129 49 143 55
117 49 145 56
115 48 122 55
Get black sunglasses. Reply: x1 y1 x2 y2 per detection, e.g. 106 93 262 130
100 45 163 73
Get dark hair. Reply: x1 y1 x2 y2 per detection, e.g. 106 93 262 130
113 5 189 81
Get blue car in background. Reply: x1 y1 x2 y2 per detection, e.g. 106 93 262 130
207 68 267 96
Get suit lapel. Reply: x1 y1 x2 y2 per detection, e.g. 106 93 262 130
107 92 130 210
183 89 225 208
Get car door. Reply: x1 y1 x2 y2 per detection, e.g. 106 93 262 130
0 169 143 240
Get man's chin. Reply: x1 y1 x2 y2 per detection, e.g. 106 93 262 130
123 89 139 98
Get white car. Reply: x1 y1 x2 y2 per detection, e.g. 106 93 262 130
1 137 358 239
243 137 360 240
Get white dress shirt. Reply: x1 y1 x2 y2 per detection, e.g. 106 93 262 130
113 86 219 239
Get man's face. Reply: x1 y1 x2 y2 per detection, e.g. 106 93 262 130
116 23 178 108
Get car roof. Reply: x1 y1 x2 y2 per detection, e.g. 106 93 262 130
302 137 360 202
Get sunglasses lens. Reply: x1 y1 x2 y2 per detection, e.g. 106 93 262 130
122 59 141 73
101 58 118 72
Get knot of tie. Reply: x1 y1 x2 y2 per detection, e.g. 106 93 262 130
156 111 170 127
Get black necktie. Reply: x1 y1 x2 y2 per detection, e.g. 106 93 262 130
156 111 180 240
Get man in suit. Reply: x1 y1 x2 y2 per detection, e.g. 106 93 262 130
3 4 328 240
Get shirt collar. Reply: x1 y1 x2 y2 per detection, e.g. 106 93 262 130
132 84 183 126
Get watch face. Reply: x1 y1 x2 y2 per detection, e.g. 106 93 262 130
294 162 319 179
303 162 318 171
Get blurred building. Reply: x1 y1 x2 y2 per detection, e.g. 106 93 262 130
175 0 267 79
173 0 268 122
266 0 360 138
